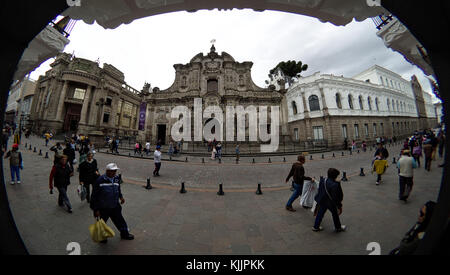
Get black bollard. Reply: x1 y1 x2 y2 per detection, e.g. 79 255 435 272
253 158 255 164
202 158 205 164
341 172 348 182
359 168 365 176
33 147 37 153
342 152 344 156
357 150 360 154
145 178 153 190
25 143 27 148
129 153 131 157
180 182 187 194
39 149 42 156
45 152 49 159
236 159 239 164
283 157 286 162
310 155 313 160
29 145 32 150
268 158 272 163
393 157 396 164
322 154 324 159
256 183 263 195
217 184 225 196
333 153 335 158
185 157 188 162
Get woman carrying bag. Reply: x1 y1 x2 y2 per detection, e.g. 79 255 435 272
312 168 346 233
79 152 99 203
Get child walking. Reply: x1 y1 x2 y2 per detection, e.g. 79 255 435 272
373 152 388 185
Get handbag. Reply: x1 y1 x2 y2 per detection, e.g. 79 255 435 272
324 178 342 214
77 185 87 201
89 218 115 243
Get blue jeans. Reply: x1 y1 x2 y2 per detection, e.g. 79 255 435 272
57 186 72 210
10 166 20 182
286 182 303 207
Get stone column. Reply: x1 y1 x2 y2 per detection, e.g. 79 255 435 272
79 85 93 125
56 80 69 122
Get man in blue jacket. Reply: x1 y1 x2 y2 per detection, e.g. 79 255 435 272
313 168 346 233
90 163 134 243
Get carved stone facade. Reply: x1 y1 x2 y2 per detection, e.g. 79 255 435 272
143 45 286 145
29 53 143 138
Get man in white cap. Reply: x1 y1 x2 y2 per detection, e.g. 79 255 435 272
90 163 134 243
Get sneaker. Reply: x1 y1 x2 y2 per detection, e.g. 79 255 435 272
285 206 296 212
10 181 15 185
376 182 379 185
335 225 347 232
100 240 108 244
67 209 73 214
121 233 134 240
17 181 21 184
312 226 324 232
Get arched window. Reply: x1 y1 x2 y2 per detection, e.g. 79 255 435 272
375 98 379 111
359 96 364 110
348 94 354 110
368 97 372 111
336 93 342 109
392 99 395 111
387 99 390 111
292 101 298 115
380 76 384 86
309 95 320 112
396 100 399 112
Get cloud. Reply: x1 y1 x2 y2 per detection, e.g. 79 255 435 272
30 9 435 100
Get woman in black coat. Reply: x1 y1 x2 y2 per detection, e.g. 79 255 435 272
78 152 99 203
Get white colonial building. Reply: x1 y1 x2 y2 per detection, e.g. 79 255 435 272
283 65 438 148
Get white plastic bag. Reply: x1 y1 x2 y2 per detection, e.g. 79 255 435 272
300 180 318 208
77 185 87 201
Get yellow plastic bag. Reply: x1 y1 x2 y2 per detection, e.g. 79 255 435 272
89 218 115 243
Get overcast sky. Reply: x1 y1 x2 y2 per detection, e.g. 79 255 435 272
31 9 438 102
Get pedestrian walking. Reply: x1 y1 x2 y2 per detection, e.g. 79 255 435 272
145 141 151 156
216 142 222 160
168 141 174 157
50 142 64 165
285 155 314 212
63 142 76 168
134 142 140 155
438 131 445 158
412 141 422 168
153 145 162 177
211 147 216 160
312 168 346 233
351 140 356 152
397 150 417 203
423 139 433 172
389 201 436 255
44 132 51 147
374 142 389 160
372 152 388 185
362 140 367 152
49 155 74 213
235 144 240 161
79 152 99 203
90 163 134 243
4 144 23 185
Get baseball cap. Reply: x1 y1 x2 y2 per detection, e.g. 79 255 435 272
106 163 120 171
12 144 19 149
156 145 161 149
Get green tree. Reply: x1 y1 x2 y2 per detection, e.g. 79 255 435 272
270 60 308 85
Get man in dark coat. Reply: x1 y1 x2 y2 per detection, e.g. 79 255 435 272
63 142 76 167
49 155 74 213
313 168 346 233
90 163 134 243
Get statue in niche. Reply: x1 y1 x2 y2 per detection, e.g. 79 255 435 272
239 75 245 86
